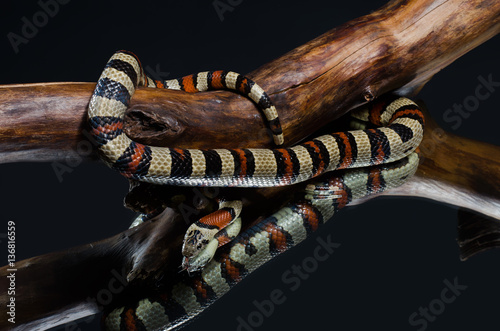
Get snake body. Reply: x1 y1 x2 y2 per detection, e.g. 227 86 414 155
88 51 424 188
103 152 420 330
89 50 425 330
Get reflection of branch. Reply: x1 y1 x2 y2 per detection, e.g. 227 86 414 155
0 0 499 329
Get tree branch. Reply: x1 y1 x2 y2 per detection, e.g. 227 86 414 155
1 0 498 159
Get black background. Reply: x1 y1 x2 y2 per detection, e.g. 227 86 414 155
0 0 499 330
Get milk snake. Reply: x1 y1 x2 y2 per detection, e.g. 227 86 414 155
88 51 424 189
88 50 424 330
103 152 420 330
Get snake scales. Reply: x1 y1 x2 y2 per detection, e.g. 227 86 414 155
88 50 424 330
88 51 424 188
103 153 420 330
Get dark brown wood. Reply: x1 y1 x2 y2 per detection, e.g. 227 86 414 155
0 208 187 331
1 0 498 160
457 208 500 261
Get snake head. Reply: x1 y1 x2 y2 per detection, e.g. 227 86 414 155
181 238 219 273
182 227 212 258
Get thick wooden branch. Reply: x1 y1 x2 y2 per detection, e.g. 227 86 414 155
1 0 498 161
0 208 187 331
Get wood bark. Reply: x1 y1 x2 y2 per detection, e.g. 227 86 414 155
1 0 499 158
0 0 499 330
